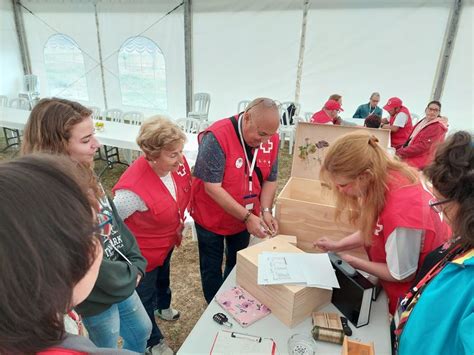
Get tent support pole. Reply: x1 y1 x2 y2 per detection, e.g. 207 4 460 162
294 0 310 105
12 0 31 75
184 0 193 114
431 0 463 101
93 1 108 110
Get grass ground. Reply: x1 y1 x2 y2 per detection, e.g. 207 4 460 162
0 138 293 352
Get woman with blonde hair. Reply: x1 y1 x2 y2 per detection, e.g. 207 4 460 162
21 98 151 353
315 132 449 314
113 116 192 355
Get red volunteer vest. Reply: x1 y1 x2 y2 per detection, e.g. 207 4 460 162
310 110 332 124
402 119 448 170
367 172 449 314
389 106 413 147
191 116 279 235
113 156 191 271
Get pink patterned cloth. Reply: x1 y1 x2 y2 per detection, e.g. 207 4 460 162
215 286 271 327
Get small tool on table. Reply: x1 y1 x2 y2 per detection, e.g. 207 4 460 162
213 313 233 328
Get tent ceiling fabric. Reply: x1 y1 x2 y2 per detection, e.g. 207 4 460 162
3 0 473 132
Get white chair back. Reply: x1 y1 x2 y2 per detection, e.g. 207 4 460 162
24 74 39 93
9 97 30 110
188 92 211 121
237 100 251 113
304 112 313 121
280 101 301 127
122 111 144 126
88 106 102 120
411 113 421 125
0 95 8 107
103 109 123 122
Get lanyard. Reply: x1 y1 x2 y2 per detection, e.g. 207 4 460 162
237 114 259 192
368 103 376 115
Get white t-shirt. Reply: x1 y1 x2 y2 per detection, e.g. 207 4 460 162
113 173 176 221
392 112 409 128
385 227 423 280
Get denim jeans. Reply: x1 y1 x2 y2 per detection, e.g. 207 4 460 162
136 249 174 348
195 222 250 304
82 291 152 353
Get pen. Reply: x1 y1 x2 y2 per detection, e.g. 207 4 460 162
231 332 262 343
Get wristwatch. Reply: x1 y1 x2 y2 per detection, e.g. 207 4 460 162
261 207 272 214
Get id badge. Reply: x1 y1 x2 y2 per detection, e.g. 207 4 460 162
243 193 258 212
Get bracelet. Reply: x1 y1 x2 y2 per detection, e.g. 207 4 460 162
261 207 272 214
243 211 252 223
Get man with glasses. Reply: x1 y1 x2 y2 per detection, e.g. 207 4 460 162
310 99 343 125
353 92 383 119
380 97 413 147
191 97 280 303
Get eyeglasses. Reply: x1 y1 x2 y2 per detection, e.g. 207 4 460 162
427 107 440 112
245 98 280 112
429 197 453 213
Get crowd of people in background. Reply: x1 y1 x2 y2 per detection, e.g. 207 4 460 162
0 94 472 355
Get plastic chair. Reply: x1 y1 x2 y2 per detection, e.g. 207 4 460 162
279 102 301 154
188 93 211 121
9 98 30 110
88 106 102 120
103 108 123 122
122 111 145 164
0 95 8 107
411 113 421 125
237 100 251 113
176 117 208 133
122 111 144 126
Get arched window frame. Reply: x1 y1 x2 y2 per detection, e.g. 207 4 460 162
117 36 167 110
43 34 89 101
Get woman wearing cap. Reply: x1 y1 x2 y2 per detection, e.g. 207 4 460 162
310 99 343 125
0 154 137 354
21 98 151 353
396 100 448 170
314 132 449 314
380 97 413 147
395 131 473 354
113 116 192 355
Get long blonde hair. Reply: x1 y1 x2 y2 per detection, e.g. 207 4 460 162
320 132 418 244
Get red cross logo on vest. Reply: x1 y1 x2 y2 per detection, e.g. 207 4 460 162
260 140 273 153
176 164 186 177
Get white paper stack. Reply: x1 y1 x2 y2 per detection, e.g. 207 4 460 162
257 252 340 289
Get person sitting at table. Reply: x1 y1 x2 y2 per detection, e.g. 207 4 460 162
314 132 449 314
310 99 343 125
0 154 136 354
396 100 448 170
21 98 151 353
113 116 191 355
353 92 383 119
380 97 413 148
364 114 382 128
395 131 473 354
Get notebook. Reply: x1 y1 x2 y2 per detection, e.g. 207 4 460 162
215 286 271 327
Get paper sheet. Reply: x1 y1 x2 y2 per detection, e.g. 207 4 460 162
257 252 339 289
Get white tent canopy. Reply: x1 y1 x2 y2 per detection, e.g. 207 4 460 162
1 0 472 132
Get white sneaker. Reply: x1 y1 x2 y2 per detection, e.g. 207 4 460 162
147 340 174 355
154 307 180 321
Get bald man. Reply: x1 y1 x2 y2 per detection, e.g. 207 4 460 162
191 98 280 303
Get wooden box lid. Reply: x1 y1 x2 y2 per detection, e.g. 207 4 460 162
291 122 391 180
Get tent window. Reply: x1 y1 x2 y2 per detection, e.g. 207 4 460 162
44 34 89 101
118 36 167 110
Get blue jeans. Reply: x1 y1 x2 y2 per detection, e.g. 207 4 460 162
195 223 250 304
136 249 174 348
82 291 152 353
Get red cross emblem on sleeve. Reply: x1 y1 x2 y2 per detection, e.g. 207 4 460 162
260 140 273 153
176 164 186 177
